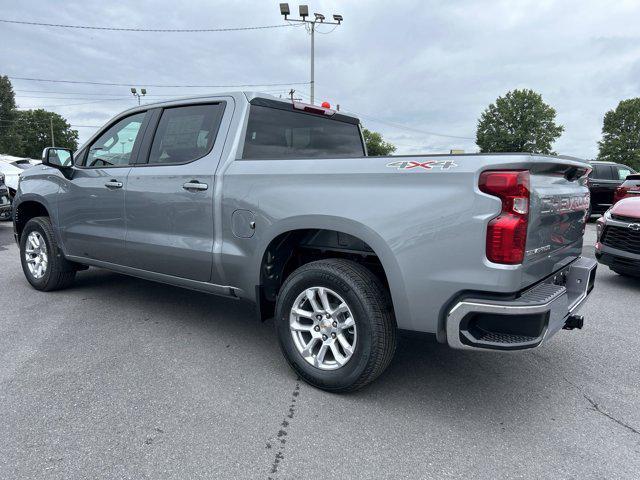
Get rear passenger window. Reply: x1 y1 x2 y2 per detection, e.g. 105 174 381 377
147 104 224 165
592 165 614 180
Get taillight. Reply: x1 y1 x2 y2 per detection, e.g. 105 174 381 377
613 186 628 203
479 170 530 265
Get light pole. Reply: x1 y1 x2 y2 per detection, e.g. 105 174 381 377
131 87 147 105
279 4 343 105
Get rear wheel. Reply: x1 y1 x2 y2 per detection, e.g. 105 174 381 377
20 217 77 291
275 259 397 392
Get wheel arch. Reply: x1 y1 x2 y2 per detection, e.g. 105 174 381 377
252 215 410 326
14 196 52 242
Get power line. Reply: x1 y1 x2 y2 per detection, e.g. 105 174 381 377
0 119 100 128
18 98 133 108
294 90 474 141
0 18 301 33
355 113 475 141
8 76 311 89
16 95 130 100
14 89 296 99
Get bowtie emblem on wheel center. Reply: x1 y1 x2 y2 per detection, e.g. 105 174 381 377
319 318 333 333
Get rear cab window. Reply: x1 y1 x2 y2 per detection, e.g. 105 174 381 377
242 100 365 160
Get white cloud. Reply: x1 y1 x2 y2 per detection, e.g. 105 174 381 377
2 0 639 159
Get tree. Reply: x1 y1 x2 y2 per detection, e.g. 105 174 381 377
476 89 564 154
0 75 19 153
363 128 396 156
6 109 79 158
597 98 640 171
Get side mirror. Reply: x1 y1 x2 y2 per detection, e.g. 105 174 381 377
42 147 73 168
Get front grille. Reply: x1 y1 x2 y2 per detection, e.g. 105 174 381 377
601 225 640 254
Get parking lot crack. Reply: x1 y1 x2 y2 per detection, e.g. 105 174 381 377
531 353 639 436
266 378 301 479
582 393 640 436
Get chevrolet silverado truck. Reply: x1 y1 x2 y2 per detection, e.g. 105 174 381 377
12 92 597 392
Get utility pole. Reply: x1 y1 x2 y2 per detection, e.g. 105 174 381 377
279 4 343 105
50 116 55 147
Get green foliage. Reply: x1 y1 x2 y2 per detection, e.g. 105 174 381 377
597 98 640 171
7 109 79 158
0 75 18 153
0 76 79 157
363 128 396 156
476 89 564 154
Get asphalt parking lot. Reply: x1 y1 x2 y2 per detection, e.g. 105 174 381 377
0 221 638 479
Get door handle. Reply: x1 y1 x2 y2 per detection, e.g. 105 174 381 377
183 181 208 191
105 180 123 189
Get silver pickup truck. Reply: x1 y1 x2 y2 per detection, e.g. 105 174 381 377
13 92 596 392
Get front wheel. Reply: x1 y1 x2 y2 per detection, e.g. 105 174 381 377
20 216 77 291
275 259 397 392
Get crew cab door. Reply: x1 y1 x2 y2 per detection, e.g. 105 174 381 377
589 164 618 211
124 102 228 282
58 111 149 263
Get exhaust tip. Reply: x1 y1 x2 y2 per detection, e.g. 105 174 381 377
563 315 584 330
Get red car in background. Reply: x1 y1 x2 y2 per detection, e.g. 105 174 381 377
613 174 640 203
596 197 640 277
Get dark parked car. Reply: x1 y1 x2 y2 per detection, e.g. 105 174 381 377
587 161 636 216
595 197 640 277
613 174 640 204
0 173 12 220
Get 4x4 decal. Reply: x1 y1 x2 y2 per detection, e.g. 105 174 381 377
386 160 458 171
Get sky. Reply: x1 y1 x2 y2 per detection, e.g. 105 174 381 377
1 0 640 158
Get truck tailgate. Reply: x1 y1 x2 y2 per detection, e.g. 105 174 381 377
522 158 590 286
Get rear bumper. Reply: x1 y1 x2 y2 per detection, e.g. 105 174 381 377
445 256 597 351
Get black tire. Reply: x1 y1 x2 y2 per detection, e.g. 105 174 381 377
20 216 77 291
275 259 397 392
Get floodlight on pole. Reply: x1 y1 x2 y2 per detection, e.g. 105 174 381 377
131 87 147 105
278 4 343 105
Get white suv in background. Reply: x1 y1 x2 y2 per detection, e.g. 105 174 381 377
0 155 41 221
